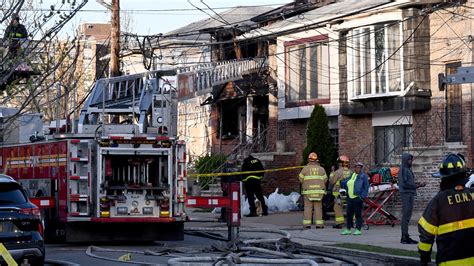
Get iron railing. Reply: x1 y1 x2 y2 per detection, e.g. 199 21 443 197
352 111 445 168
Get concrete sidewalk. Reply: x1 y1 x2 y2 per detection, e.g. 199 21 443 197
189 210 429 252
240 211 426 252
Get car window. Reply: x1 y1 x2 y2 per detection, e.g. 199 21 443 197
0 183 27 204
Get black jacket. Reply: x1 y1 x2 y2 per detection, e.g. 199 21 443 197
3 24 28 41
241 156 264 182
418 187 474 265
398 153 416 193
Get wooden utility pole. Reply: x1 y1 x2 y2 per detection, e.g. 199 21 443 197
110 0 120 77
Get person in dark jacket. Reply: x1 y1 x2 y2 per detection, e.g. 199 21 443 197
3 13 28 57
340 162 369 235
241 154 268 217
398 153 418 244
418 153 474 265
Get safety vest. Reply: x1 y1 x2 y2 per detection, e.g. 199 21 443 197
299 164 327 201
347 173 358 199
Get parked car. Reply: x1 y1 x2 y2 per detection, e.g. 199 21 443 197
0 174 45 265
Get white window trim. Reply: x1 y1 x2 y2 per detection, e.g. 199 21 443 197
347 22 404 101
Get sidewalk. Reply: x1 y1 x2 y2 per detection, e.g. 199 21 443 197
188 210 430 252
239 211 428 252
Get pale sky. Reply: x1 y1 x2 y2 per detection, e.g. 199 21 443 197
35 0 293 38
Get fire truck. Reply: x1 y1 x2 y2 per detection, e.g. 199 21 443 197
0 70 188 242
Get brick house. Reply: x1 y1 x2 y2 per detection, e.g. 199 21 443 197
243 0 473 218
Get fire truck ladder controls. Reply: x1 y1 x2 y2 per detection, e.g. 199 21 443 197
186 182 241 241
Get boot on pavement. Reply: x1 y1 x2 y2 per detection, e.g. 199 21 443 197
401 235 418 244
332 224 343 229
353 229 362 235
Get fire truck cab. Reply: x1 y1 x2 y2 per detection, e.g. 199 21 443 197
0 70 187 242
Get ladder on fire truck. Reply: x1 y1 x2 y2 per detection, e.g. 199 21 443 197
78 70 177 136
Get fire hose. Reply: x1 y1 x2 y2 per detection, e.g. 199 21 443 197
85 227 361 265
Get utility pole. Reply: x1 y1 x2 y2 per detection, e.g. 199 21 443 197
110 0 120 77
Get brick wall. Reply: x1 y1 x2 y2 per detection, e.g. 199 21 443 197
338 115 373 165
261 154 301 195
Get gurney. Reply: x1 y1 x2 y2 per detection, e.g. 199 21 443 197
362 183 400 229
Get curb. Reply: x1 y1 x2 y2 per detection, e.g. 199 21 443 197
303 244 420 265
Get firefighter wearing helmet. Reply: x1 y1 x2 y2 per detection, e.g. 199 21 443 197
418 153 474 266
328 155 351 228
2 13 28 58
299 152 327 229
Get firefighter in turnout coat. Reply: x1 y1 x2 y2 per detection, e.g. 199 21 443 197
329 155 351 228
300 152 327 229
418 153 474 265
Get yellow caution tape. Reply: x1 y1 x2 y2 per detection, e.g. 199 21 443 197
118 253 132 261
0 243 18 266
188 165 305 178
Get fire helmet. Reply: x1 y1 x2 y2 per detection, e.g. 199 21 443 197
308 152 318 162
338 155 350 163
432 153 468 179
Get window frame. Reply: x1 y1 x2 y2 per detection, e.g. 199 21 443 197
347 22 404 100
284 34 331 107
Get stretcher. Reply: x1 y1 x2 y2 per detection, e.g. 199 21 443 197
362 183 400 230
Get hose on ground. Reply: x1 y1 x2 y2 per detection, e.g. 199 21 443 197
84 227 356 265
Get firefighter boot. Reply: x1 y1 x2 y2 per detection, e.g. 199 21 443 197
401 235 418 244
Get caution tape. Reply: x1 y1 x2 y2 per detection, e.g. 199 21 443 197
0 243 18 266
188 165 305 178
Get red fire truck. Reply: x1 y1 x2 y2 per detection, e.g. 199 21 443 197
0 71 188 242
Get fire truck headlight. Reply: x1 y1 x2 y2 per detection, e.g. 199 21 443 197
157 117 163 124
117 207 128 215
145 200 151 205
143 207 153 215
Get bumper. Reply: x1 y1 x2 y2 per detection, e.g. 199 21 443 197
1 241 45 262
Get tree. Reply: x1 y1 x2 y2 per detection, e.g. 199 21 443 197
302 104 337 174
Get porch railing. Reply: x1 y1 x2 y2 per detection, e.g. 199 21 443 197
352 111 445 168
177 57 267 92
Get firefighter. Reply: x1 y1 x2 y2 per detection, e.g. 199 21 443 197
3 13 28 58
418 153 474 266
299 152 327 229
241 154 268 217
329 155 351 228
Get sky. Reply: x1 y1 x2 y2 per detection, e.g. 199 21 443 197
35 0 293 38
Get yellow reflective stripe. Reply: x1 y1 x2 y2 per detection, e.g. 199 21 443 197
418 242 432 252
0 243 17 266
242 175 263 182
332 192 340 196
309 184 321 189
315 220 324 225
299 173 305 179
302 189 326 195
439 256 474 266
304 175 326 180
438 218 474 235
336 216 344 223
418 216 438 235
303 220 311 225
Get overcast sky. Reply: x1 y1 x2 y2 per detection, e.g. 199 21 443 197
35 0 292 37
